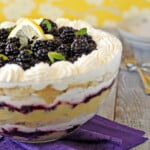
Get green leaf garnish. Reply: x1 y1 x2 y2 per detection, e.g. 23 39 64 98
42 19 52 32
26 50 33 55
48 52 65 63
0 54 8 61
75 28 87 36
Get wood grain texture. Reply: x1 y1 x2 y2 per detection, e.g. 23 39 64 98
115 70 150 149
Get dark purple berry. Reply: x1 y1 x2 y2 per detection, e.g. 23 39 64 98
56 44 70 58
4 37 20 62
70 36 89 61
16 50 34 70
35 48 49 61
32 40 50 60
0 42 6 53
0 29 9 43
5 44 20 56
0 57 5 67
16 61 31 70
59 26 75 44
6 37 20 48
84 35 96 51
32 40 47 51
46 39 60 51
32 39 61 62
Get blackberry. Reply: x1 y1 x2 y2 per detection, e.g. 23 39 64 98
32 40 47 51
31 40 49 60
5 45 19 55
40 19 59 36
34 48 49 61
6 37 20 48
0 42 6 53
50 27 59 36
54 37 62 44
56 44 70 58
0 29 9 43
46 39 61 51
5 37 20 62
84 35 96 51
16 50 34 70
70 36 89 60
0 57 4 67
32 39 60 61
59 26 75 44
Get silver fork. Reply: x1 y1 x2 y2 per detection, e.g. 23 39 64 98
121 39 150 95
126 63 150 74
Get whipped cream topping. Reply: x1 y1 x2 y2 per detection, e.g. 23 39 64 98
74 52 99 73
0 64 24 82
24 63 51 82
0 18 122 89
48 61 78 79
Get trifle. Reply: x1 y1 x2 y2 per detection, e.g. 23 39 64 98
0 18 122 143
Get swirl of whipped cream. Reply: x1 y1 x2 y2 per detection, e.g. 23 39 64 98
49 61 78 79
74 51 99 74
0 64 24 82
75 35 122 74
23 63 51 82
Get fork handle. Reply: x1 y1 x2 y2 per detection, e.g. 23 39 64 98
136 67 150 94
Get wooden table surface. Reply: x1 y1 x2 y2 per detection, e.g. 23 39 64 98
98 28 150 150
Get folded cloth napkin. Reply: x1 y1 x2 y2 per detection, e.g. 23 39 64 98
0 115 148 150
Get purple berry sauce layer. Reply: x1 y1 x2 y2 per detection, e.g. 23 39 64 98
0 79 115 114
1 125 80 139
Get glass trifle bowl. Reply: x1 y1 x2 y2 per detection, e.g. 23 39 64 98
0 18 122 143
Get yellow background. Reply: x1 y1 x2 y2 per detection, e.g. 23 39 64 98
0 0 150 27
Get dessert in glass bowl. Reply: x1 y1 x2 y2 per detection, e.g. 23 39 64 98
0 18 122 143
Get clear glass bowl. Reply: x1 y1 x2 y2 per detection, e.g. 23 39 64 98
0 71 116 143
118 28 150 50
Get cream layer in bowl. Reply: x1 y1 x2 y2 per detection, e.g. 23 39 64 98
0 74 115 142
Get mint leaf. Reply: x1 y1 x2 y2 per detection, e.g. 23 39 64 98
75 28 87 36
42 19 52 32
48 52 65 63
0 54 8 61
26 50 33 55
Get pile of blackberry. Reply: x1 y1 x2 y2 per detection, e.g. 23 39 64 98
0 19 97 70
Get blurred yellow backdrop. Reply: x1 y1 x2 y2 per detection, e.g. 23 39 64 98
0 0 150 27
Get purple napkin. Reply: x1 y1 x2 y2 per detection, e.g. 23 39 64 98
0 115 148 150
